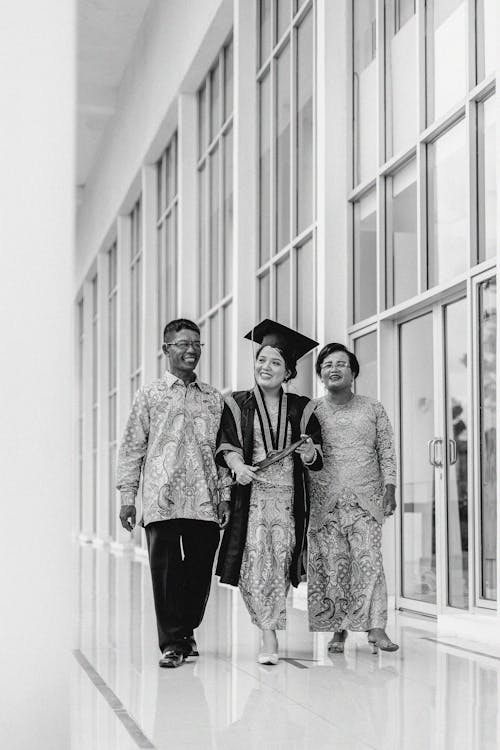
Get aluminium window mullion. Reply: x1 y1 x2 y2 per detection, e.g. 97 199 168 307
290 21 296 326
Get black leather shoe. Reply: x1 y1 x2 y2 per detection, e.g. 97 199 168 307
184 636 199 657
159 649 184 668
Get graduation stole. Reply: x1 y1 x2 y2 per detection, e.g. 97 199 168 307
253 385 288 454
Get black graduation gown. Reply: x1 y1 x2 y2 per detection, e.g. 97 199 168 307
215 389 323 588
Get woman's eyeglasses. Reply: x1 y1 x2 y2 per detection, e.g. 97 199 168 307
320 361 350 371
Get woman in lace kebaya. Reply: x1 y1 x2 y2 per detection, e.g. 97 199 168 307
307 343 399 653
215 320 323 665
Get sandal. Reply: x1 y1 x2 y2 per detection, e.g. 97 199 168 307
327 630 348 653
367 632 399 654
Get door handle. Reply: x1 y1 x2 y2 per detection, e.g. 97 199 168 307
427 438 443 467
448 438 457 465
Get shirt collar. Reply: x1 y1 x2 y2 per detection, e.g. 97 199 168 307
162 370 210 393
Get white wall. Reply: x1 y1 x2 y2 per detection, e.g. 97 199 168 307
76 0 231 286
0 2 75 748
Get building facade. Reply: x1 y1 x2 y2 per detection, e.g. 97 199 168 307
76 0 499 639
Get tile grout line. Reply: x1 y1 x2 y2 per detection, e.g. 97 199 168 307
73 649 156 749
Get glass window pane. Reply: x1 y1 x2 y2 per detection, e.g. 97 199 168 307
478 277 497 601
168 206 177 318
157 222 166 341
276 0 291 42
198 166 207 314
223 128 233 296
426 0 466 124
296 240 314 337
223 303 232 390
353 0 377 185
353 189 377 322
296 9 314 234
385 0 417 157
478 0 497 81
276 43 291 252
276 255 290 325
198 83 207 158
259 272 270 318
210 146 220 306
224 41 233 121
259 74 271 265
165 144 172 207
210 314 220 389
478 96 497 263
444 298 468 609
427 121 467 288
198 321 206 382
400 313 436 604
172 133 178 196
210 61 221 142
386 159 417 306
354 331 377 400
259 0 272 67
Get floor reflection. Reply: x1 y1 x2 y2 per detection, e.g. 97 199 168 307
73 542 500 750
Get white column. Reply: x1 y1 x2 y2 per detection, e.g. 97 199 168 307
177 94 198 321
233 0 258 389
316 0 349 346
0 2 75 747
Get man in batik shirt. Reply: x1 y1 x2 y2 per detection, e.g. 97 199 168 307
117 318 230 668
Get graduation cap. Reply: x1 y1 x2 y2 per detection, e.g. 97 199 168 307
244 318 318 367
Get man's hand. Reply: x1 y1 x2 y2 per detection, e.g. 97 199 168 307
383 485 397 517
119 504 136 532
218 501 231 529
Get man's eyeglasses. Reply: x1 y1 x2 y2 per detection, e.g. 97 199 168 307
167 340 204 351
320 361 350 371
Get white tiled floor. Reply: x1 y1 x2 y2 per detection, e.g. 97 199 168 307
73 543 500 750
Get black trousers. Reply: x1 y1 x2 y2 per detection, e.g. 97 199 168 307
145 519 220 654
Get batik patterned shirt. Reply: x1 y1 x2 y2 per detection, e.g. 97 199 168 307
116 371 229 526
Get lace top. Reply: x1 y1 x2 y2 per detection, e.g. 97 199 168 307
308 394 396 525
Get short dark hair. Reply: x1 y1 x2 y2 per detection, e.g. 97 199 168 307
163 318 200 343
315 342 360 379
256 343 297 382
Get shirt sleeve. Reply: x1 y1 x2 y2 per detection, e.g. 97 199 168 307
116 388 150 504
215 396 244 467
375 401 397 486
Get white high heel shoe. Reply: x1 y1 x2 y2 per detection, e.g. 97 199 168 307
257 652 279 665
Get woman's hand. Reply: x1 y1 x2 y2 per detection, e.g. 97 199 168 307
383 485 397 516
295 434 316 464
234 463 259 485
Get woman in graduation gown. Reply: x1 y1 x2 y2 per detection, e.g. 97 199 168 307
215 320 323 665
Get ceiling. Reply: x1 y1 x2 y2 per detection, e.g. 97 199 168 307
77 0 150 195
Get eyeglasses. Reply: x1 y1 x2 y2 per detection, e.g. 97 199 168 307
320 361 350 371
167 340 204 351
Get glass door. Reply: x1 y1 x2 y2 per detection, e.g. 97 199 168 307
399 311 438 611
397 296 470 614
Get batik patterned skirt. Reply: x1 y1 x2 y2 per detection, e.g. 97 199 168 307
307 492 387 632
238 476 295 630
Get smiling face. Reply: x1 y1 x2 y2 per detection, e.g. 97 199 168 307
162 328 202 379
319 350 354 393
254 345 289 391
